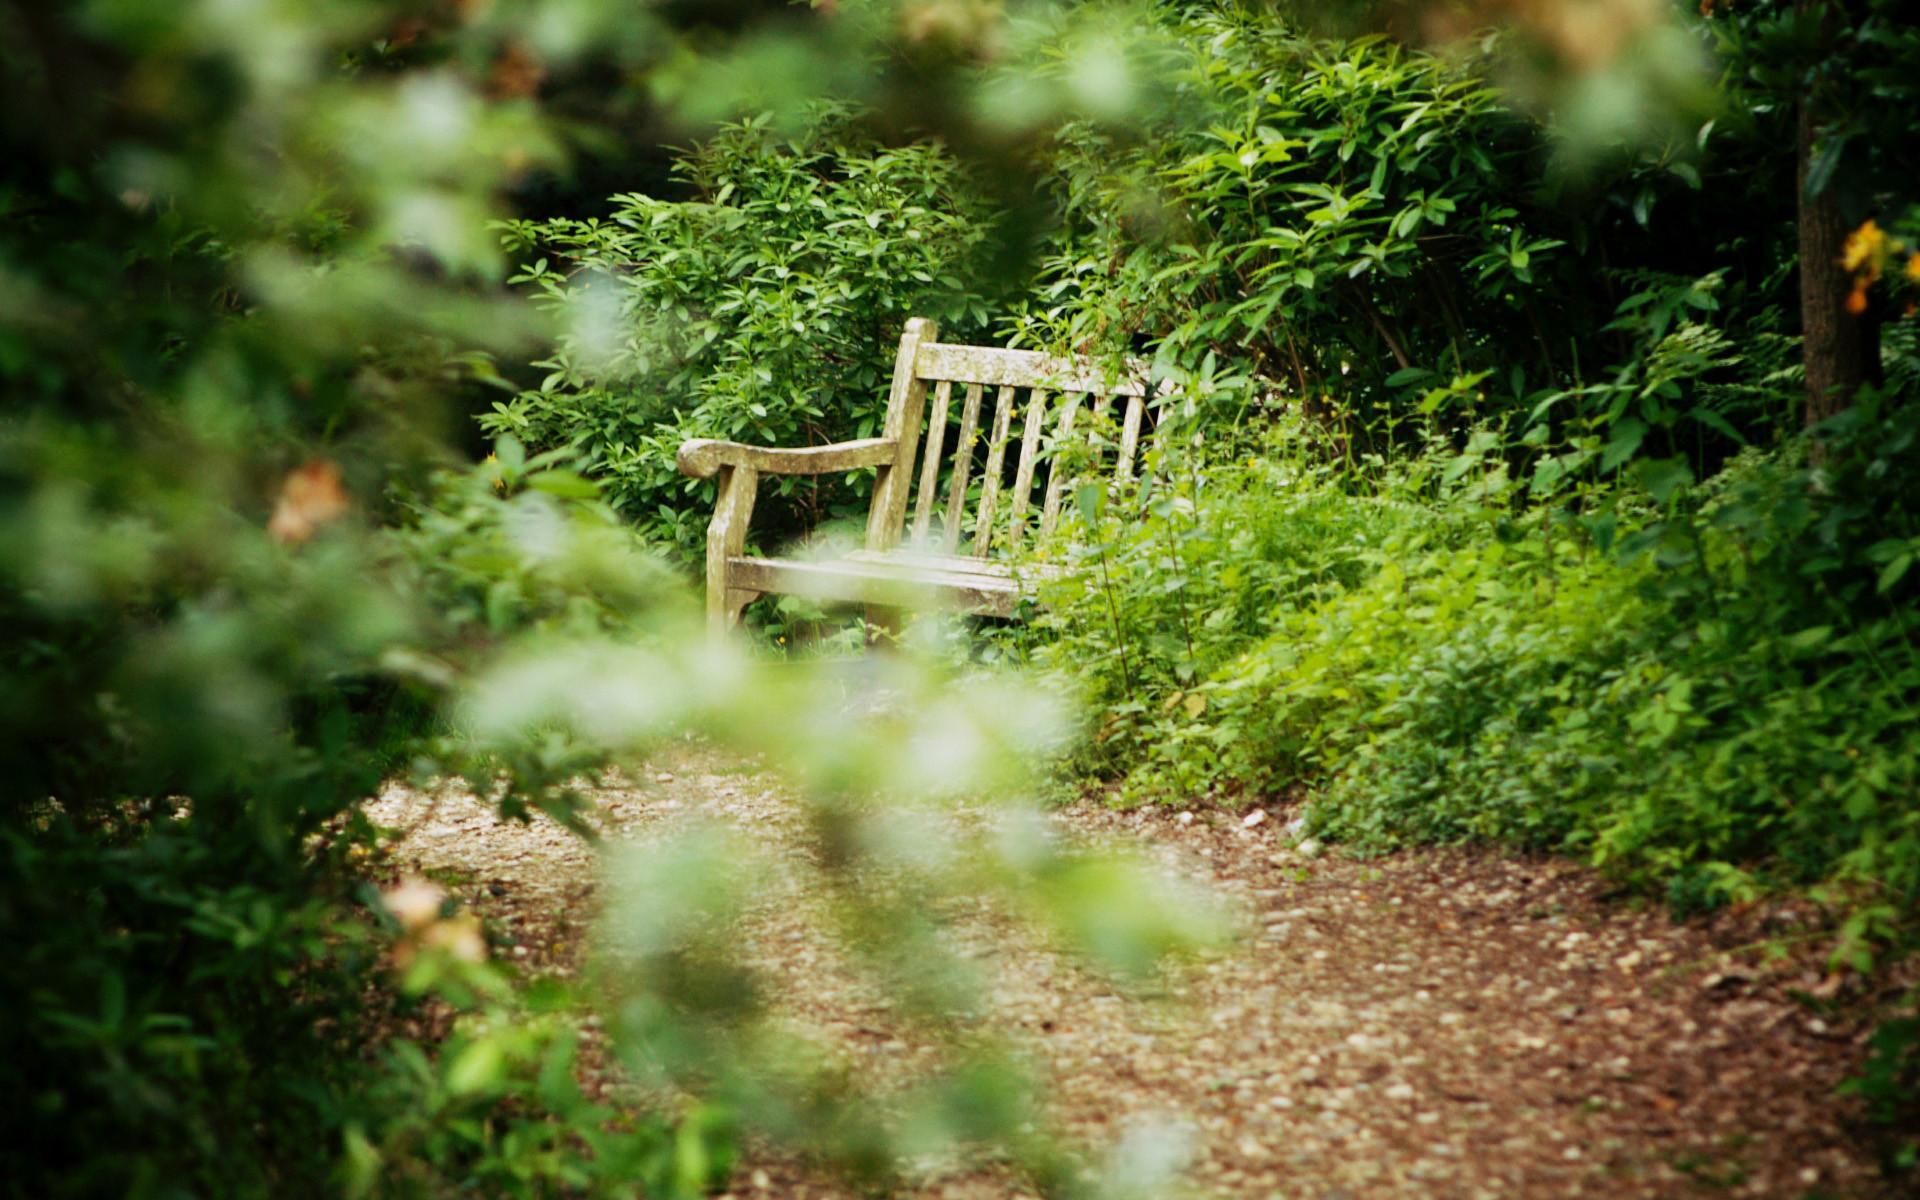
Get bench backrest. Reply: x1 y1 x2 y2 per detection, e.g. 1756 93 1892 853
865 317 1158 558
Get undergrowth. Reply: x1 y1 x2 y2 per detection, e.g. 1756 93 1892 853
1030 391 1920 959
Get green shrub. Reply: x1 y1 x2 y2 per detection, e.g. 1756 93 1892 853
1027 9 1580 424
1840 990 1920 1177
486 107 1007 559
1034 393 1920 932
0 430 707 1196
1026 413 1467 795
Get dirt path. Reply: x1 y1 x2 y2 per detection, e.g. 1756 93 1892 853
367 746 1893 1199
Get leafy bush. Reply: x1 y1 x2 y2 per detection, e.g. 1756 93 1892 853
1840 989 1920 1176
1027 9 1579 422
1033 393 1920 936
0 433 705 1196
1017 2 1827 499
487 107 1007 558
1028 411 1481 795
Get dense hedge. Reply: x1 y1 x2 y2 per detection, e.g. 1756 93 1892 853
486 107 1010 558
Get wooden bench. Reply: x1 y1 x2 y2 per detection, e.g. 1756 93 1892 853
676 318 1158 635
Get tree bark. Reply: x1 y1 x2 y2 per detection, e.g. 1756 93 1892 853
1797 82 1874 432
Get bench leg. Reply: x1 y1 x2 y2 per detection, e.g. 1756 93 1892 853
705 464 759 638
708 585 761 638
724 588 759 630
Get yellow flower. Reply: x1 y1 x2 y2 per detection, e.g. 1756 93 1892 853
1907 253 1920 283
1840 220 1886 276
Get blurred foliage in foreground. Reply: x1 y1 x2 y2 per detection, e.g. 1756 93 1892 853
0 2 1228 1196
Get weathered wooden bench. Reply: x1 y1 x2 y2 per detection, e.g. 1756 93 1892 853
676 317 1158 635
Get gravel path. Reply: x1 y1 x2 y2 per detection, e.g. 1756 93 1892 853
366 746 1894 1199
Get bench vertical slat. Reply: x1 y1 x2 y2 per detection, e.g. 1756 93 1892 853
971 384 1017 555
1038 391 1086 540
1083 391 1113 513
1115 392 1146 484
865 317 937 552
1005 388 1049 553
910 378 955 544
941 383 984 553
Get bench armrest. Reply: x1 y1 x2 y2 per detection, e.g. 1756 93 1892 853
676 437 899 480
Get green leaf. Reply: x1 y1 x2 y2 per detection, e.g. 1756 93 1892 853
537 1032 582 1110
100 972 126 1029
1877 554 1912 594
526 470 600 500
1803 133 1850 199
1682 407 1746 445
1631 187 1654 228
1787 625 1834 651
495 434 526 470
1075 481 1105 527
446 1038 506 1097
1600 419 1647 472
1632 457 1692 505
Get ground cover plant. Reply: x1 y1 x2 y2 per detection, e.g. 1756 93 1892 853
1034 400 1920 919
997 0 1918 916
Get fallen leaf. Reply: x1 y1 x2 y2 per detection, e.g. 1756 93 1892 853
268 460 348 544
382 876 444 932
489 41 546 99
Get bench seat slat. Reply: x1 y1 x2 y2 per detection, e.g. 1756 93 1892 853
678 437 897 479
728 554 1020 618
842 549 1063 581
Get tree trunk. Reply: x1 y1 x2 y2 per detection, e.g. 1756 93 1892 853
1797 90 1874 432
